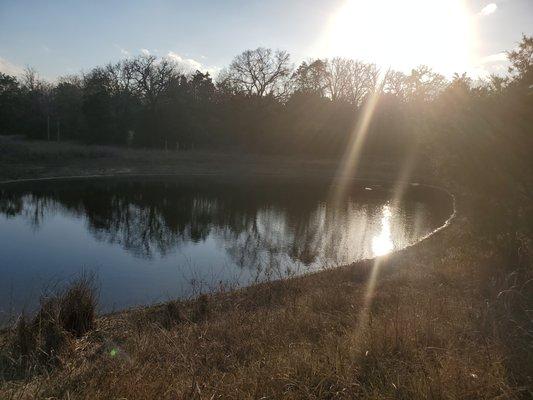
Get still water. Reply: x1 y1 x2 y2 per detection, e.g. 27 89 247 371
0 175 453 319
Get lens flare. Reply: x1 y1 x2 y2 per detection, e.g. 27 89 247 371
330 70 387 207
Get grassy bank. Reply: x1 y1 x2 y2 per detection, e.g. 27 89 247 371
0 135 406 183
0 137 531 399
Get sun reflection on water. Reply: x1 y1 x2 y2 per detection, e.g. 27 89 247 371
372 205 393 257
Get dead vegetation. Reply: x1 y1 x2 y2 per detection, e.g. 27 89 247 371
0 138 531 399
0 209 531 399
1 274 97 382
0 135 410 185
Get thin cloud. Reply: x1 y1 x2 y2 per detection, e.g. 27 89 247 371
473 52 509 78
166 51 220 76
114 45 130 57
166 51 203 70
481 52 507 64
479 3 497 16
0 56 24 76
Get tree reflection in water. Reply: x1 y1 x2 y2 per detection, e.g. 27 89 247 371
0 176 452 280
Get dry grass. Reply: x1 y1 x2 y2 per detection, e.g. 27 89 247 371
1 214 531 399
0 137 531 399
1 274 97 384
0 135 412 184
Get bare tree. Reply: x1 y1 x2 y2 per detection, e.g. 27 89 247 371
324 58 378 106
324 58 351 102
104 60 136 95
384 70 409 100
21 66 42 91
346 60 379 106
220 48 292 99
130 55 179 106
21 66 55 140
405 65 447 103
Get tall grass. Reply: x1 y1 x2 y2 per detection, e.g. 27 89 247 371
1 226 530 398
0 138 531 398
0 274 97 381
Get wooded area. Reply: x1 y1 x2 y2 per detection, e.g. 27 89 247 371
1 36 531 161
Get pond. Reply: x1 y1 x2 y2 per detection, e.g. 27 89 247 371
0 175 453 320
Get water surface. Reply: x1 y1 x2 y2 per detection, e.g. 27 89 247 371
0 175 453 320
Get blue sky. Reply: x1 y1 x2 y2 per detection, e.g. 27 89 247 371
0 0 531 80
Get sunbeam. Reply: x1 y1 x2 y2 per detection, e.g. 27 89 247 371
330 71 388 207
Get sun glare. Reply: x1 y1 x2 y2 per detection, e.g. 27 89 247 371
321 0 475 76
372 205 394 257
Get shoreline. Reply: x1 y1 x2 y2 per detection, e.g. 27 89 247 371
2 137 528 399
0 169 457 320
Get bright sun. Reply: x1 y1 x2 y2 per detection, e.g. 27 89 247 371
321 0 476 76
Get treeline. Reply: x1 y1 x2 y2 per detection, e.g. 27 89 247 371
0 36 531 159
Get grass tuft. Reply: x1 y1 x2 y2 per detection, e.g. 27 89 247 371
0 274 98 381
58 274 97 337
